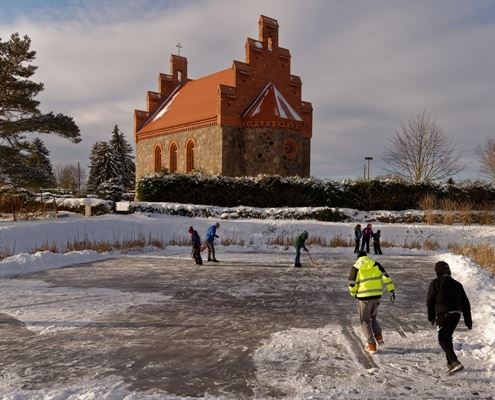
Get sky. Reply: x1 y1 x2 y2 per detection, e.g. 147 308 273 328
0 206 494 398
1 0 495 181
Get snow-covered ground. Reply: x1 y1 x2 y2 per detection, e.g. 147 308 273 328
0 212 494 399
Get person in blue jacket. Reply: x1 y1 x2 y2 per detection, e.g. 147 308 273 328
205 222 220 262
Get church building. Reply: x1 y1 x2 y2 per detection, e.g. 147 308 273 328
134 15 313 180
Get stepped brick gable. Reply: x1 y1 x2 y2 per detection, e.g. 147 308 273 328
134 15 313 180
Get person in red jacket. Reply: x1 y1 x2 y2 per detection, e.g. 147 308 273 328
360 223 374 253
427 261 472 374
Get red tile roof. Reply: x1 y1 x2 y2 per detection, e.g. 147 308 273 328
138 68 234 135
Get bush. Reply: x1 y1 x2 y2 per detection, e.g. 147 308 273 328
136 174 495 211
0 187 40 219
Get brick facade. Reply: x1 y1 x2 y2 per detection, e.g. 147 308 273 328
134 15 313 181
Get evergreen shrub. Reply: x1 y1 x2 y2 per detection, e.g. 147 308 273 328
136 173 495 211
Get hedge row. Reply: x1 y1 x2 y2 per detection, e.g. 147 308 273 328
136 173 495 211
132 203 346 222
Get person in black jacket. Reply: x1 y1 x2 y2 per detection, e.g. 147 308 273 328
188 226 203 265
372 229 383 255
353 224 362 253
427 261 472 374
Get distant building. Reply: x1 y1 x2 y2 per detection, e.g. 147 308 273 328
134 15 313 180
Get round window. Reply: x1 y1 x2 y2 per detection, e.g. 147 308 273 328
282 139 297 159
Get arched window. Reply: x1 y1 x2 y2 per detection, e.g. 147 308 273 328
154 145 162 172
169 142 178 173
186 140 195 172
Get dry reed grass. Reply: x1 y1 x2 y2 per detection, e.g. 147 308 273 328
422 239 440 251
419 194 437 224
308 236 328 246
418 194 495 226
1 228 494 277
479 211 494 225
266 235 291 246
457 200 473 225
329 236 349 247
448 243 495 276
34 241 59 253
0 233 166 262
402 240 422 250
0 248 13 261
439 199 455 225
220 236 245 246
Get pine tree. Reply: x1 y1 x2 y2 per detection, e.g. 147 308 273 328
86 141 122 193
86 141 103 193
24 137 56 188
0 33 80 185
109 125 135 190
86 125 135 200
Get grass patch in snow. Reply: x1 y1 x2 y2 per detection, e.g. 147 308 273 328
448 243 495 276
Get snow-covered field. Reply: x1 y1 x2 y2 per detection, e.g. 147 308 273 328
0 212 494 399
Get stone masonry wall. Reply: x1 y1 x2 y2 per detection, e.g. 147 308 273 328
135 126 223 180
223 127 310 177
136 125 310 180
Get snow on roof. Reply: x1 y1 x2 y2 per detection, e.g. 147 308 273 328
137 69 234 134
150 86 181 122
242 82 302 121
273 85 302 121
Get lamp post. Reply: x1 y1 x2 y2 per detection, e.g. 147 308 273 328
365 157 373 180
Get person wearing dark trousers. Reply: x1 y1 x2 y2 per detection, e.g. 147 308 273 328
360 223 373 253
372 229 383 255
205 222 220 262
294 230 309 267
427 261 472 374
348 251 396 353
188 226 203 265
354 224 362 253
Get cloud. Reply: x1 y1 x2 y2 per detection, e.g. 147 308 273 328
1 0 494 181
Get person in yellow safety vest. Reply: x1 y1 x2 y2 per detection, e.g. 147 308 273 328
348 251 396 354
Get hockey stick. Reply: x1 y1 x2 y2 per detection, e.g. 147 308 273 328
306 250 316 265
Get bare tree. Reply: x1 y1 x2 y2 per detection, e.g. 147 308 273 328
54 164 86 194
478 138 495 180
383 110 463 183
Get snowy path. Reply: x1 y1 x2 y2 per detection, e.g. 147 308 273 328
0 251 493 399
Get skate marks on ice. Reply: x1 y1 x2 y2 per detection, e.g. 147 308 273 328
252 323 494 400
0 278 169 394
0 253 493 399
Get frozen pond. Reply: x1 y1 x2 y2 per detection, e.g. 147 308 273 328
0 252 493 399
